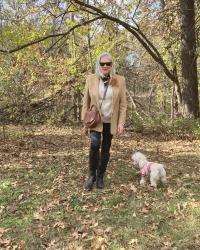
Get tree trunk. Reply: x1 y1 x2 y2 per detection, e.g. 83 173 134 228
148 86 155 115
172 65 182 116
180 0 199 118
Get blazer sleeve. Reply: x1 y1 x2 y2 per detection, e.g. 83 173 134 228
81 76 91 121
118 77 127 125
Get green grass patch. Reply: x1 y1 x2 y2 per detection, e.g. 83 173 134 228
0 126 199 249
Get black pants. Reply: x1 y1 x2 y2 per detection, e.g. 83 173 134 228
89 123 113 178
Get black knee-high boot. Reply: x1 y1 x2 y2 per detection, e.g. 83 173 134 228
89 149 99 177
96 151 110 188
85 148 99 190
96 123 112 189
98 152 110 177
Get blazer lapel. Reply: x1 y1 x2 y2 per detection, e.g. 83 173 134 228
93 75 100 109
111 76 119 110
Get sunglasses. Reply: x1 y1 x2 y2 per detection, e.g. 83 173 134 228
100 62 112 67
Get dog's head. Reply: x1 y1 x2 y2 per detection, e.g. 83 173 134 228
131 152 147 169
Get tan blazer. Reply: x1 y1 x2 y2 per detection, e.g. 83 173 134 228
82 74 127 135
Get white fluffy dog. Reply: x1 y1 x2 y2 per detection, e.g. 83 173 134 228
131 152 167 188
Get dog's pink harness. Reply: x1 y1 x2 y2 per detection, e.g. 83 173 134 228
140 162 153 177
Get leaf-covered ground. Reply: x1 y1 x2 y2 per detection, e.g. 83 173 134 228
0 126 199 250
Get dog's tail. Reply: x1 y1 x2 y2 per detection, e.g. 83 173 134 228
160 165 167 184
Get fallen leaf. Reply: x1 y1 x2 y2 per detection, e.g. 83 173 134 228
72 231 79 240
90 222 98 228
33 211 45 220
141 207 149 214
130 184 137 192
0 228 9 235
7 205 17 214
0 206 5 214
0 238 11 246
18 194 24 201
91 236 106 250
163 239 172 247
53 221 65 229
81 232 88 239
93 228 104 236
105 227 112 234
128 238 138 245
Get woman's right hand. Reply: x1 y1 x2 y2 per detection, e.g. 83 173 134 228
82 126 88 135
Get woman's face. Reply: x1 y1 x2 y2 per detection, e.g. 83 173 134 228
99 55 112 76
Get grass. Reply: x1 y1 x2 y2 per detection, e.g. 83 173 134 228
0 125 199 249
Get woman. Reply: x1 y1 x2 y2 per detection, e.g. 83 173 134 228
82 52 127 190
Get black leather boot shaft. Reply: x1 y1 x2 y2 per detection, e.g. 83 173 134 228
89 149 99 177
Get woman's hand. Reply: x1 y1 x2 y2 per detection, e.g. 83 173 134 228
117 124 125 135
82 126 88 135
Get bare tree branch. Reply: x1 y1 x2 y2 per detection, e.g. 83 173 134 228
132 0 142 19
44 35 65 53
71 0 177 82
0 16 103 53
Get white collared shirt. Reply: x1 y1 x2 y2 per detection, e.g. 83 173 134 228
99 79 113 123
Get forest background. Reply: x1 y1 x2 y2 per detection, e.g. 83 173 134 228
0 0 200 249
0 0 199 135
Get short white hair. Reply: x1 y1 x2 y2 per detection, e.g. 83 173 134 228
95 52 116 78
